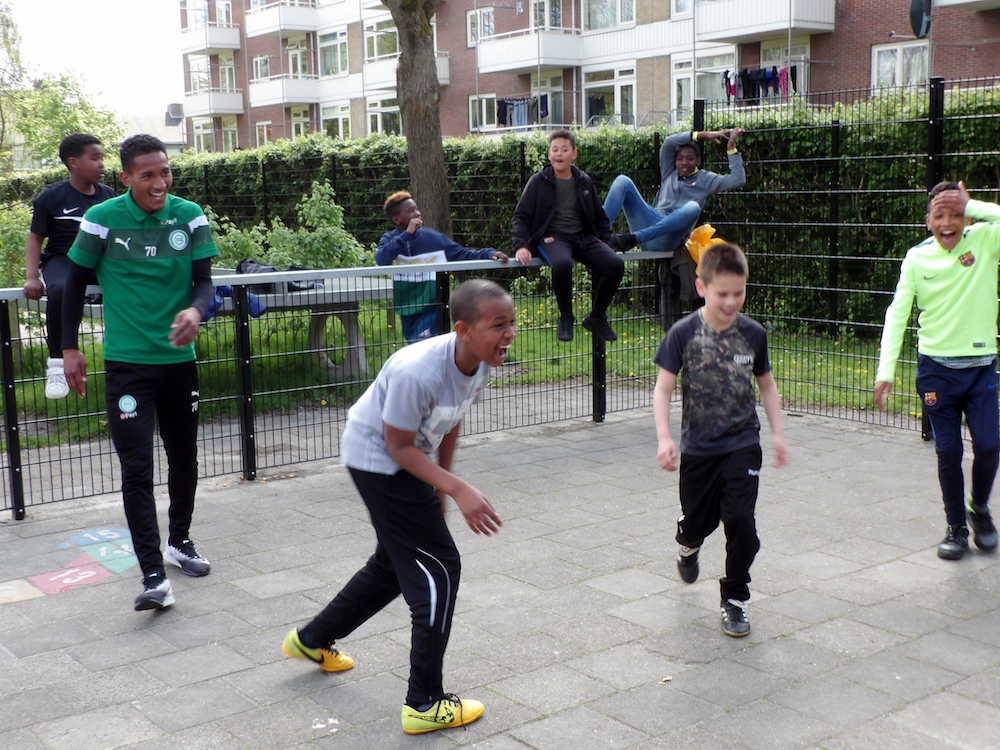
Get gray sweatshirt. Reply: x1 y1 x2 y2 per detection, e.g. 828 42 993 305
653 131 745 214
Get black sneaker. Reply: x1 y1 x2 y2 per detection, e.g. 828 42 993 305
134 573 175 611
721 598 750 638
557 314 575 342
582 315 618 342
165 539 211 577
607 233 638 252
676 546 700 583
937 525 970 560
967 502 998 551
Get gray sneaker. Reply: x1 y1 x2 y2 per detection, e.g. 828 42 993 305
721 598 750 637
165 539 211 576
134 573 175 611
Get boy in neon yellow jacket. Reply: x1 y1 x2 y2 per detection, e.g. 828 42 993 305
875 181 1000 560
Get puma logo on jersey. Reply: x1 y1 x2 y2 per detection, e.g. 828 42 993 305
115 237 132 252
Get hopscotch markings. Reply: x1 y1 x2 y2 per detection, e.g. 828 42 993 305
0 579 45 604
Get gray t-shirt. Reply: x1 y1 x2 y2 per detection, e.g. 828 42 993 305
548 174 583 237
340 333 488 474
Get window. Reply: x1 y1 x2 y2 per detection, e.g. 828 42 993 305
671 50 736 114
762 38 810 93
322 103 351 139
585 0 634 31
873 41 928 89
672 0 691 15
215 0 233 25
291 106 311 138
531 72 565 125
583 67 635 126
467 7 495 46
287 37 309 79
219 53 236 91
189 54 210 93
532 0 561 29
221 116 238 151
469 95 497 131
250 0 268 10
320 30 348 76
365 20 399 61
252 56 270 81
368 98 400 135
185 0 208 30
256 121 273 146
192 117 215 152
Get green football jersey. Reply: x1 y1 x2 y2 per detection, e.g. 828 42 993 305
69 190 219 365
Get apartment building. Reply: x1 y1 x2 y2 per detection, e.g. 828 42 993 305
179 0 1000 152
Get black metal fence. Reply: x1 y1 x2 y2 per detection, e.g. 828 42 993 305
3 77 1000 516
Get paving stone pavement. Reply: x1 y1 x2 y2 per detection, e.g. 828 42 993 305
1 407 999 750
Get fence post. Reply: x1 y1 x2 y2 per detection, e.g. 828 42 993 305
519 141 527 190
436 274 450 334
693 99 705 132
233 286 257 480
592 337 607 423
260 158 269 223
0 300 25 520
828 120 841 332
203 163 211 207
921 77 946 441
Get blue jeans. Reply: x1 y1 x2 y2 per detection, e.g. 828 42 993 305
400 307 438 344
603 175 703 253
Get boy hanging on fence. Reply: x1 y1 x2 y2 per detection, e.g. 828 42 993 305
513 129 623 343
874 181 1000 560
376 191 508 343
62 134 219 611
653 242 786 638
282 279 513 735
603 128 745 253
22 133 116 399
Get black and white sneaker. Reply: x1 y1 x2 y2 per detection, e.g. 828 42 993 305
165 539 211 577
937 525 969 560
676 545 700 584
721 598 750 637
135 573 175 611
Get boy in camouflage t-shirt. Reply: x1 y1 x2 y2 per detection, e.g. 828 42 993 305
653 243 786 638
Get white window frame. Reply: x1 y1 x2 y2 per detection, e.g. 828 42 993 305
872 40 928 90
761 38 810 94
467 7 495 47
532 0 561 29
252 56 271 81
319 30 349 76
256 121 273 146
291 106 311 138
469 94 497 131
322 103 351 139
365 19 399 62
192 117 215 152
215 0 233 25
188 54 211 93
186 0 209 30
287 36 309 79
219 52 236 91
672 0 691 16
368 97 401 135
531 71 565 126
221 115 238 151
582 66 635 126
670 48 736 112
584 0 634 32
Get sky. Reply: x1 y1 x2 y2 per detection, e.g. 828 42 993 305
9 0 185 117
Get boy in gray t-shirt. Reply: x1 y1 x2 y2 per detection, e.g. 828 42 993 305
282 279 516 736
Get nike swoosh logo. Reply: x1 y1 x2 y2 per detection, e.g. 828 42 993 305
923 275 938 280
63 207 79 214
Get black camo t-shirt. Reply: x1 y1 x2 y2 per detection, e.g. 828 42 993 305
654 309 771 456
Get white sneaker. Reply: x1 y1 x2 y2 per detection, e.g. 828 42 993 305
45 357 70 399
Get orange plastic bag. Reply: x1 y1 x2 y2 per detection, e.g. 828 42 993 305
685 224 726 276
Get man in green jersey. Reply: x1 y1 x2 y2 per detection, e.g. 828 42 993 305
875 181 1000 560
62 135 220 611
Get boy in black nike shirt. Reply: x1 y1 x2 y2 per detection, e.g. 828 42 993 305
22 133 116 399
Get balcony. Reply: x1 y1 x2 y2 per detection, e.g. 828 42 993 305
362 54 450 92
477 29 582 75
695 0 835 45
248 75 320 107
935 0 1000 8
245 0 318 38
180 23 241 55
184 89 245 117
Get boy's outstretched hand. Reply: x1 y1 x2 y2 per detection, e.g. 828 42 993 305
450 483 503 536
727 127 744 150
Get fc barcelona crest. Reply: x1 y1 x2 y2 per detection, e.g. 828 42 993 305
959 252 975 267
924 391 938 406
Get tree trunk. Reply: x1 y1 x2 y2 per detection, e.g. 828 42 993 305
383 0 452 237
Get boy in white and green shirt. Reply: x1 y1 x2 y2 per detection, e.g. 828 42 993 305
875 181 1000 559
